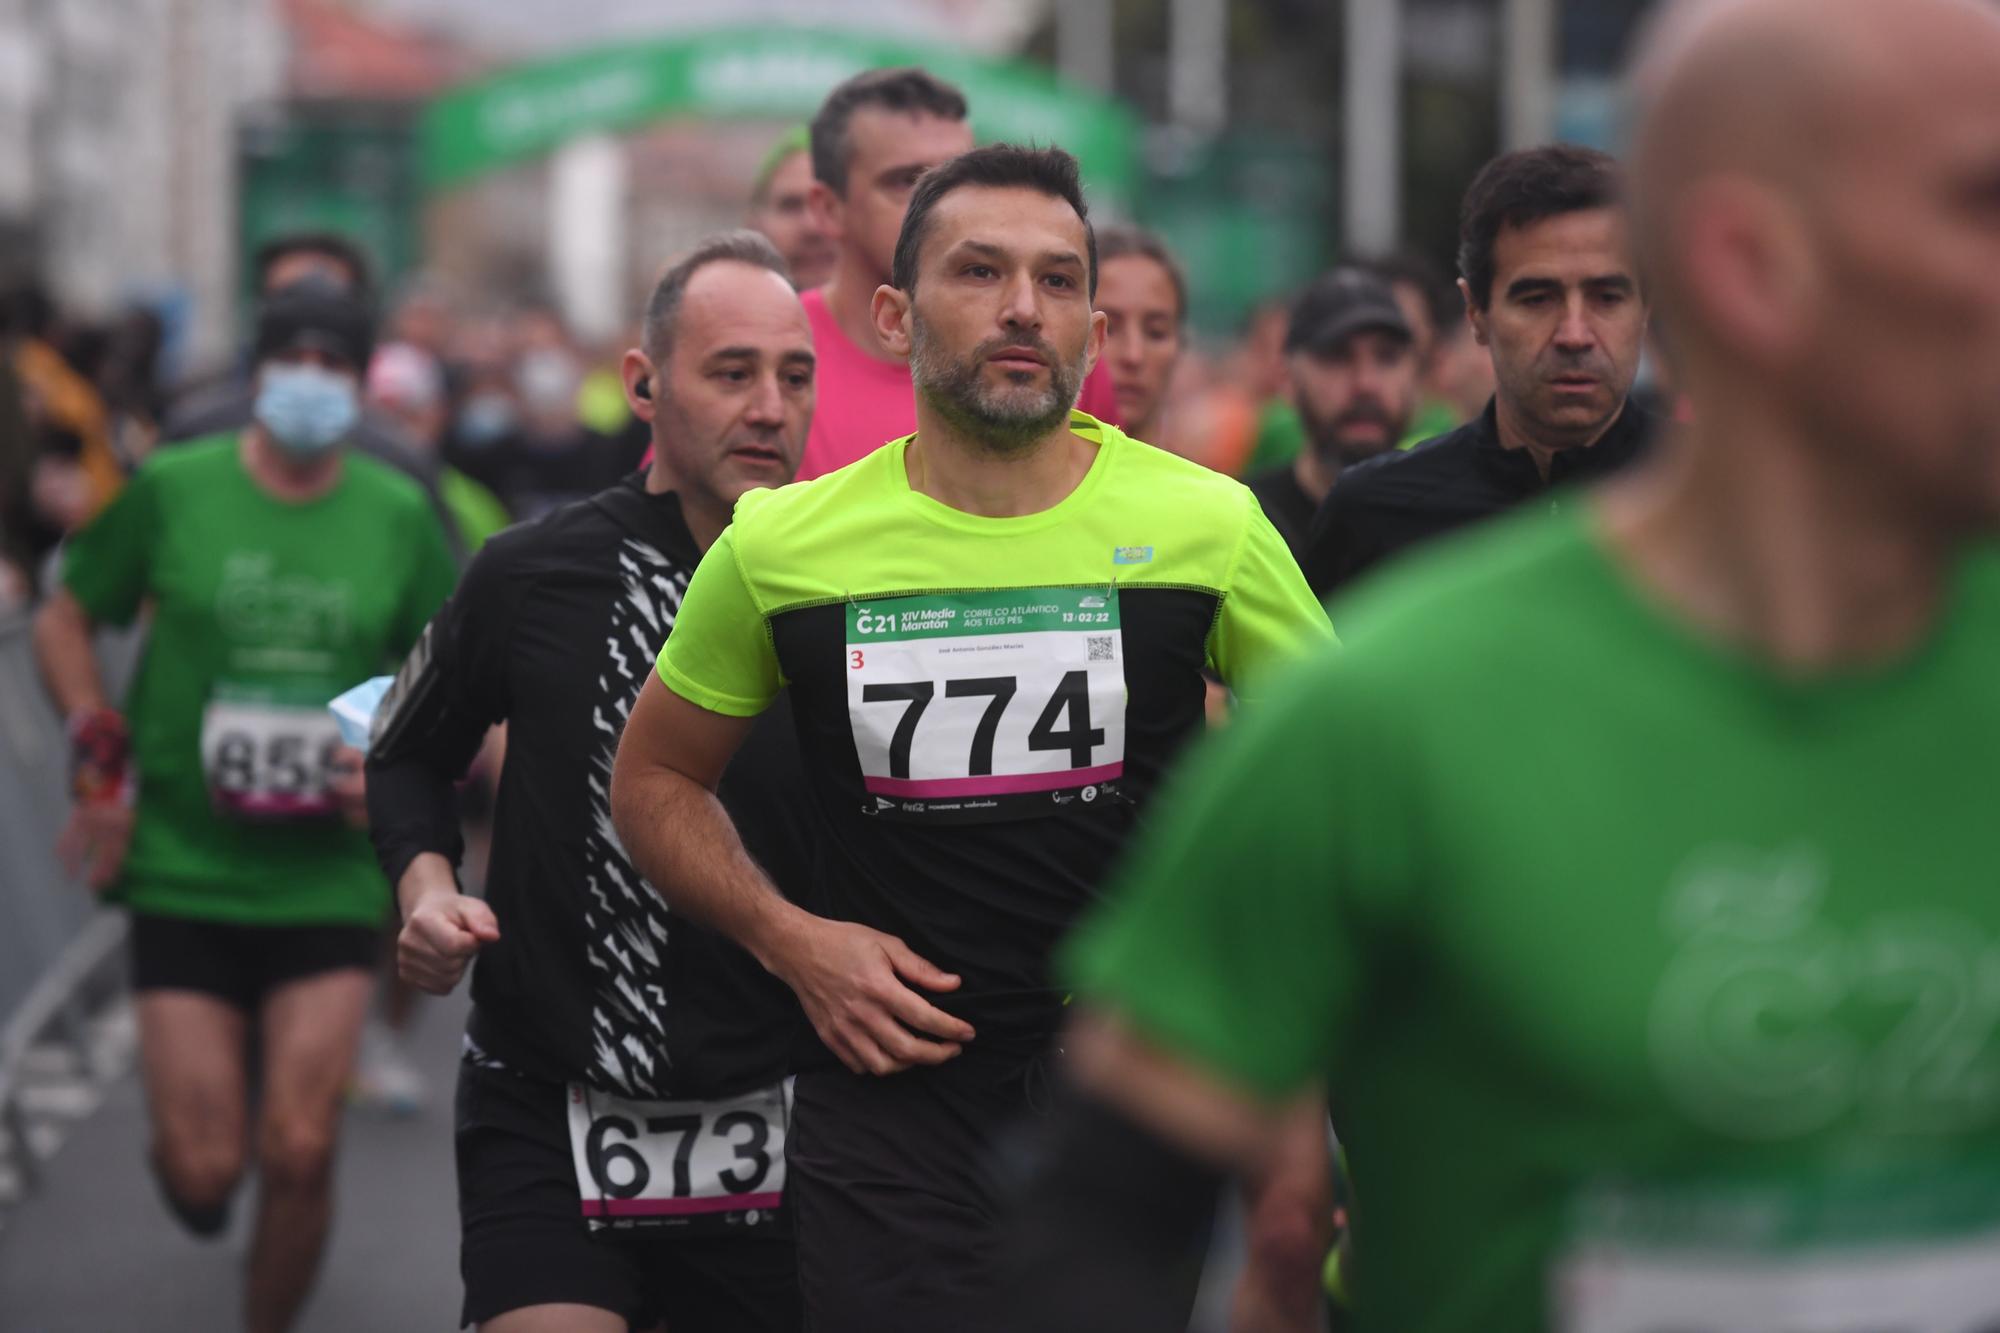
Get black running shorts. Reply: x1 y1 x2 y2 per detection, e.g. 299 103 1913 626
455 1059 800 1332
787 1059 1050 1333
127 911 379 1011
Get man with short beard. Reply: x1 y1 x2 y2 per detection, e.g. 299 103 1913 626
1301 145 1656 597
609 144 1330 1333
1248 268 1419 558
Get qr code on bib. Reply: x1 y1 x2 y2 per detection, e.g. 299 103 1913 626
1088 636 1115 662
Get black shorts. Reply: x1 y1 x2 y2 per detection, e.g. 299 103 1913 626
128 912 380 1011
788 1060 1049 1333
455 1060 800 1332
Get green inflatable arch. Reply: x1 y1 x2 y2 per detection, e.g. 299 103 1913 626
420 26 1140 205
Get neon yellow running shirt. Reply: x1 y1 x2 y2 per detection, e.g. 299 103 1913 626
659 412 1331 1043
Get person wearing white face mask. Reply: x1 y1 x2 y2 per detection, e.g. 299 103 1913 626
31 280 458 1333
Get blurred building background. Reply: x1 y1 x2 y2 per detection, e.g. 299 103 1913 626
2 0 1658 377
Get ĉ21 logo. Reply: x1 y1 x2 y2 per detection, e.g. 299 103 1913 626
853 610 896 636
1649 844 2000 1141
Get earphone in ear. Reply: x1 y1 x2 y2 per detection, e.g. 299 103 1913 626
634 374 653 401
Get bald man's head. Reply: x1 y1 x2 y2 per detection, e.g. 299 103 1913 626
1632 0 2000 526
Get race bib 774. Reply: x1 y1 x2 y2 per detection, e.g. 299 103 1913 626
845 587 1127 823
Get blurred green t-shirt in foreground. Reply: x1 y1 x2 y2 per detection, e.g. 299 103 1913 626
1070 503 2000 1333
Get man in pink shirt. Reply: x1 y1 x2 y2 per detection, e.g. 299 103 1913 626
798 67 1120 480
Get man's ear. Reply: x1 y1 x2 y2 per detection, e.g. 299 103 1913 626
1457 277 1491 349
1082 307 1107 380
872 284 914 362
807 180 844 246
621 348 657 423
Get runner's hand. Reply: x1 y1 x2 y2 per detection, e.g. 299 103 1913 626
57 800 134 893
1231 1102 1336 1333
328 745 367 828
778 918 976 1076
399 893 501 994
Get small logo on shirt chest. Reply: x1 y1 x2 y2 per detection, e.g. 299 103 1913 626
1112 545 1154 565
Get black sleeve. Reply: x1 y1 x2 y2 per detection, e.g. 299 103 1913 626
1301 478 1369 599
365 538 519 892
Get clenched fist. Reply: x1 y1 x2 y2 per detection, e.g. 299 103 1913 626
399 892 501 995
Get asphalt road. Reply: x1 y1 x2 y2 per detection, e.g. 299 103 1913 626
0 988 469 1333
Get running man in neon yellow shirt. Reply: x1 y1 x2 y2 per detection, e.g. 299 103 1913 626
609 144 1329 1332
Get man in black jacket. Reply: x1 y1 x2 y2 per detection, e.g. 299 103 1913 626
1302 145 1655 597
365 230 815 1333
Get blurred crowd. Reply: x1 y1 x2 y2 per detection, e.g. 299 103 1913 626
0 122 1514 618
0 237 659 615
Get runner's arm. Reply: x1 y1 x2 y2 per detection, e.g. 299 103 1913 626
611 677 976 1075
38 461 161 888
32 588 110 718
366 543 516 990
610 675 783 947
366 539 516 892
38 459 161 718
623 526 976 1073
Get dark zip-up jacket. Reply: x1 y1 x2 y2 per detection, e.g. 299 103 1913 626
1301 397 1656 597
366 475 809 1099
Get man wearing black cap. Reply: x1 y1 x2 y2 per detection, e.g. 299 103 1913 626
1247 268 1421 558
31 280 457 1333
1299 145 1655 596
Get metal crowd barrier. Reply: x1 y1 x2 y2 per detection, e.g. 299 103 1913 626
0 610 137 1218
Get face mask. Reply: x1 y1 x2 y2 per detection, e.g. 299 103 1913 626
457 393 516 447
254 364 359 459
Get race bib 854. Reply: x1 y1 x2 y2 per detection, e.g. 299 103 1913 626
845 587 1127 823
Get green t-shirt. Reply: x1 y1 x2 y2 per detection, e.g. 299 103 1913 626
1068 504 2000 1332
63 435 457 926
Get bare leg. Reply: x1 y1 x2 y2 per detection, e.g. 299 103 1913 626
481 1305 628 1333
244 967 372 1333
381 962 421 1031
136 990 250 1229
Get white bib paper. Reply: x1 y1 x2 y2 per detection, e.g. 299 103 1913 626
844 587 1127 823
565 1079 789 1230
199 691 344 821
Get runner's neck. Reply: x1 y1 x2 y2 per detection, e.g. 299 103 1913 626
821 261 900 365
645 456 728 554
904 405 1097 519
1596 395 1957 673
240 428 344 503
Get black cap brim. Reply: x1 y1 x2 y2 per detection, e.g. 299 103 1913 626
1287 305 1414 355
